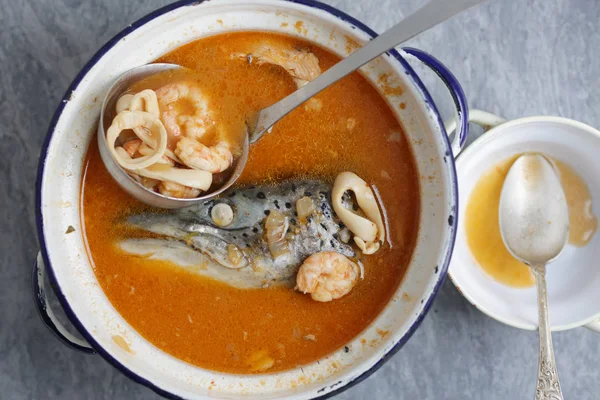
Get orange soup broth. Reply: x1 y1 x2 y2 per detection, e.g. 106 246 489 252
82 32 420 374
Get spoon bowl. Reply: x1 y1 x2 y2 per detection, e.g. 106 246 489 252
499 154 570 265
97 63 249 209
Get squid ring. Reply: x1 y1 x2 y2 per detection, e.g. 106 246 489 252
107 110 168 170
115 147 212 191
332 172 385 255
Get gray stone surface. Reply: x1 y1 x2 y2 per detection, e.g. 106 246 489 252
1 0 599 399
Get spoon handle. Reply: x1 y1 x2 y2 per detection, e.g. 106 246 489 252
250 0 485 142
532 265 563 400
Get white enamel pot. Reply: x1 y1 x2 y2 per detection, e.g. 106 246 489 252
34 1 469 399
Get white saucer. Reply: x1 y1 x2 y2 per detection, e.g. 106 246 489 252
449 112 600 331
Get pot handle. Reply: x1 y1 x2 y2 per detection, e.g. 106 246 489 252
402 47 470 157
446 109 507 136
33 252 96 354
585 320 600 333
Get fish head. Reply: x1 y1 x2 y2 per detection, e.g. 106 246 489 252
123 180 355 288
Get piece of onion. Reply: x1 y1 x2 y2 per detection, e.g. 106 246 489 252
304 98 323 112
296 196 315 220
146 163 171 172
264 210 290 258
338 227 351 244
227 244 245 267
107 111 167 170
247 350 274 372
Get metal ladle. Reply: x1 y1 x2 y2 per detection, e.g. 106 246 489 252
499 154 569 400
99 0 484 208
97 63 249 209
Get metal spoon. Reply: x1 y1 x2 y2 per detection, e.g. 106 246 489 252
99 0 484 208
499 154 569 400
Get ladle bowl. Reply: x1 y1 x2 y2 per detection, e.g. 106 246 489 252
97 63 249 209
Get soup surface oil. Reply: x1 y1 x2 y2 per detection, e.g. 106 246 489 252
465 154 597 288
83 32 421 373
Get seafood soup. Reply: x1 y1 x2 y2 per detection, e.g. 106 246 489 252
83 32 420 374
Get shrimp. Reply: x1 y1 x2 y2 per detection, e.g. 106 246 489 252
295 251 359 302
175 136 233 173
158 181 201 199
121 138 142 158
233 40 321 88
155 82 213 141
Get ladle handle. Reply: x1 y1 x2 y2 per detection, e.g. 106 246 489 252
532 264 563 400
251 0 485 142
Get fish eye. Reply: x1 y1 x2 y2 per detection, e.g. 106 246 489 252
211 203 234 227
